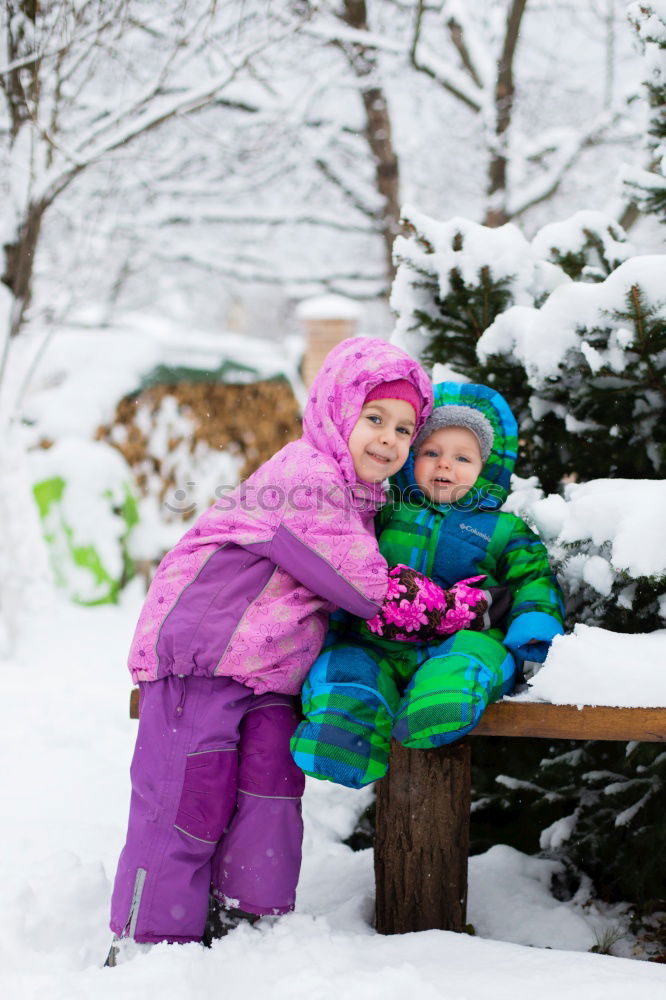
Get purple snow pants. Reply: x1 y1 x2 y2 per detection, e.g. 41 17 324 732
110 675 305 944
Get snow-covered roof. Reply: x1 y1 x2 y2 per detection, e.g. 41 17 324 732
6 317 303 442
295 294 364 321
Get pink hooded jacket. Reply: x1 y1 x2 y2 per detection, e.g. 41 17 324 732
127 338 433 695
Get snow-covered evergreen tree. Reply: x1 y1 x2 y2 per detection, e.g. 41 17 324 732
391 197 666 911
471 734 666 909
539 739 666 907
392 206 563 487
391 205 570 373
478 254 666 487
530 212 633 282
391 205 659 492
490 473 666 909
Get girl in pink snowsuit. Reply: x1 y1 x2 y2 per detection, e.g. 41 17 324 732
109 337 434 945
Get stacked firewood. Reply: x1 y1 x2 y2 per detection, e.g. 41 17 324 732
96 379 302 514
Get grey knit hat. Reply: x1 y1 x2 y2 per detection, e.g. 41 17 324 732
412 404 494 463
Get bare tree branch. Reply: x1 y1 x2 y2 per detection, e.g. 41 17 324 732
151 248 388 297
40 26 291 203
0 0 126 76
0 3 306 343
154 212 380 235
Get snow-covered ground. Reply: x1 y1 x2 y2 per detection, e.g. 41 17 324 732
1 586 664 999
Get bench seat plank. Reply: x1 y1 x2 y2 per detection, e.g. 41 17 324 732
130 688 666 741
472 700 666 742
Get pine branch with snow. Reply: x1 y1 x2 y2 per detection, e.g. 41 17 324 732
531 213 634 284
478 473 666 909
478 253 666 488
513 477 666 634
472 709 666 909
538 739 666 909
391 206 645 489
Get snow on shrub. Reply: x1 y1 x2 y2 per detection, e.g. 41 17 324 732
391 205 570 375
506 475 666 634
391 206 648 492
29 439 138 605
497 474 666 903
478 255 666 483
529 211 634 282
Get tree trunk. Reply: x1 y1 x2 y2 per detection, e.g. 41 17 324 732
0 4 45 339
485 0 528 227
360 86 401 281
374 739 471 935
4 1 42 139
2 200 46 337
340 0 401 282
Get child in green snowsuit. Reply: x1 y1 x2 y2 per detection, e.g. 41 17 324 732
291 382 565 788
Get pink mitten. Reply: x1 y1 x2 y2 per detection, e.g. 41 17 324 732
366 566 493 642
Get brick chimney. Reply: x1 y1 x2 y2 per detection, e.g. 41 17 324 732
297 295 363 388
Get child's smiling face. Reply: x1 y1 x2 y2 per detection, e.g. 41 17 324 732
348 398 416 483
414 425 483 504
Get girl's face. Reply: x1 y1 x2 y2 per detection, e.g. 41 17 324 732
413 426 483 504
348 398 417 483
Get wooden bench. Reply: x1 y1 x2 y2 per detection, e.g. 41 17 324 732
129 691 666 936
374 701 666 935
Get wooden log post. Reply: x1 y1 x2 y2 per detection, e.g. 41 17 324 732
374 739 471 935
373 703 666 937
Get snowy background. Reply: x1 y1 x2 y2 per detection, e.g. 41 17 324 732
1 1 666 995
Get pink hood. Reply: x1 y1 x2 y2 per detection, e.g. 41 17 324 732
301 336 433 484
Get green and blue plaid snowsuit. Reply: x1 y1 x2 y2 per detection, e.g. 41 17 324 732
291 382 565 788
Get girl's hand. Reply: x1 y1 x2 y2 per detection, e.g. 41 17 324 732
366 566 509 642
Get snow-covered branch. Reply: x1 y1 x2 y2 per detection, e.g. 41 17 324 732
508 108 626 219
443 0 495 91
154 211 381 235
296 19 406 58
0 0 127 76
314 156 381 221
150 247 388 296
39 38 288 205
410 0 484 112
446 15 485 91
